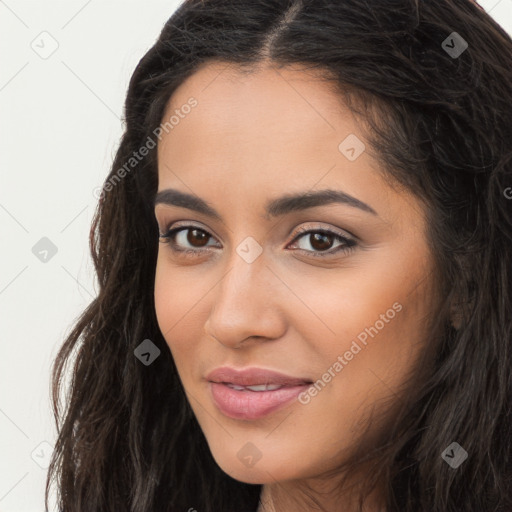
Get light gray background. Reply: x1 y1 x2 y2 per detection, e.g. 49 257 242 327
1 1 511 510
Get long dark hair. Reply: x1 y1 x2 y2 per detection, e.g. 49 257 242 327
45 1 512 510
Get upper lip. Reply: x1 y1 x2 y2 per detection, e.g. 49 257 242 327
206 367 313 387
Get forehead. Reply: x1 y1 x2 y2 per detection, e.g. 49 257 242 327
157 61 377 180
165 60 347 122
155 61 423 231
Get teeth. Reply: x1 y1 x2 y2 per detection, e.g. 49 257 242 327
226 383 283 392
227 384 246 391
247 384 283 391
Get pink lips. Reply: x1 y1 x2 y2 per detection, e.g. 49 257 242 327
206 367 312 420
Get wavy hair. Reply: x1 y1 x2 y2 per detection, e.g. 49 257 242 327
45 1 512 510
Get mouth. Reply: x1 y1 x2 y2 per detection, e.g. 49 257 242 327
221 383 293 391
206 366 313 420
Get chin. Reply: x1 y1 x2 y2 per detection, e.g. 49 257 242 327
208 444 297 484
220 465 272 485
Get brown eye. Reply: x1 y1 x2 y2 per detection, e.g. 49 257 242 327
158 224 357 260
288 227 357 258
159 225 219 256
184 228 210 247
308 232 335 251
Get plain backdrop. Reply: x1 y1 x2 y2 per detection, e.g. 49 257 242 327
1 1 511 511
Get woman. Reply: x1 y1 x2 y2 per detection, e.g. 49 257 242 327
45 1 512 511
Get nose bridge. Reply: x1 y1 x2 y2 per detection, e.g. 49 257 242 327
204 242 285 346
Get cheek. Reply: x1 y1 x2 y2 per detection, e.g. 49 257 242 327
292 264 432 401
279 264 416 353
153 254 211 363
154 256 175 338
154 254 201 335
154 256 194 356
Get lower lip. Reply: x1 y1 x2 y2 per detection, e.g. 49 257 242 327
209 382 309 420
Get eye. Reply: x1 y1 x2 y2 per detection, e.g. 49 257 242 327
158 223 358 259
288 225 357 258
159 224 220 257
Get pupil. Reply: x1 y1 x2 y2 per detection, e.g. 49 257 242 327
311 233 332 251
189 229 209 247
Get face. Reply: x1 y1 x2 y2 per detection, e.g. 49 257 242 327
153 61 438 487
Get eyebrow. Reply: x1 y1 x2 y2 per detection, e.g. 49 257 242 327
154 188 378 220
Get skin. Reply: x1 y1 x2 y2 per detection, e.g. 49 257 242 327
153 61 441 512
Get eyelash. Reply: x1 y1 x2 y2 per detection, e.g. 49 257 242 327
158 223 357 259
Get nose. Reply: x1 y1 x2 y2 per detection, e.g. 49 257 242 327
203 249 287 349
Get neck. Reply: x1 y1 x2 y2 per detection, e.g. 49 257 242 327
256 479 386 512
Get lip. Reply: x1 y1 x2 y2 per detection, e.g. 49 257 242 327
206 367 313 420
206 366 312 387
